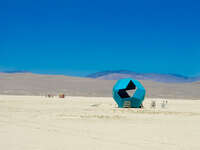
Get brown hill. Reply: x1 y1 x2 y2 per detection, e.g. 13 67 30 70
0 73 199 99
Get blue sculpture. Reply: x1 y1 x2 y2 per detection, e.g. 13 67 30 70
113 78 146 108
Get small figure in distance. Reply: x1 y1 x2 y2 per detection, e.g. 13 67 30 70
161 100 166 108
151 100 156 109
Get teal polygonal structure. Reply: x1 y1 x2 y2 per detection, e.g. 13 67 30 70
113 78 146 108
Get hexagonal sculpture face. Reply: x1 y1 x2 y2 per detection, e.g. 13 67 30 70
113 78 146 108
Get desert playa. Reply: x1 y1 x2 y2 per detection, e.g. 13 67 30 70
0 95 200 150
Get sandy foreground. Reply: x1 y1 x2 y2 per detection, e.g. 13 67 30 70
0 95 200 150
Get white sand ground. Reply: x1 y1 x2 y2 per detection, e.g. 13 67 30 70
0 95 200 150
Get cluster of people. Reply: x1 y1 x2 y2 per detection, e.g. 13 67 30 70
46 93 65 98
47 94 54 98
151 100 168 108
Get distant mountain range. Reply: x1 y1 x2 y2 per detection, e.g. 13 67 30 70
1 70 200 83
87 70 200 83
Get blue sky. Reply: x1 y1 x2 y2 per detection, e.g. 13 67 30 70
0 0 200 76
